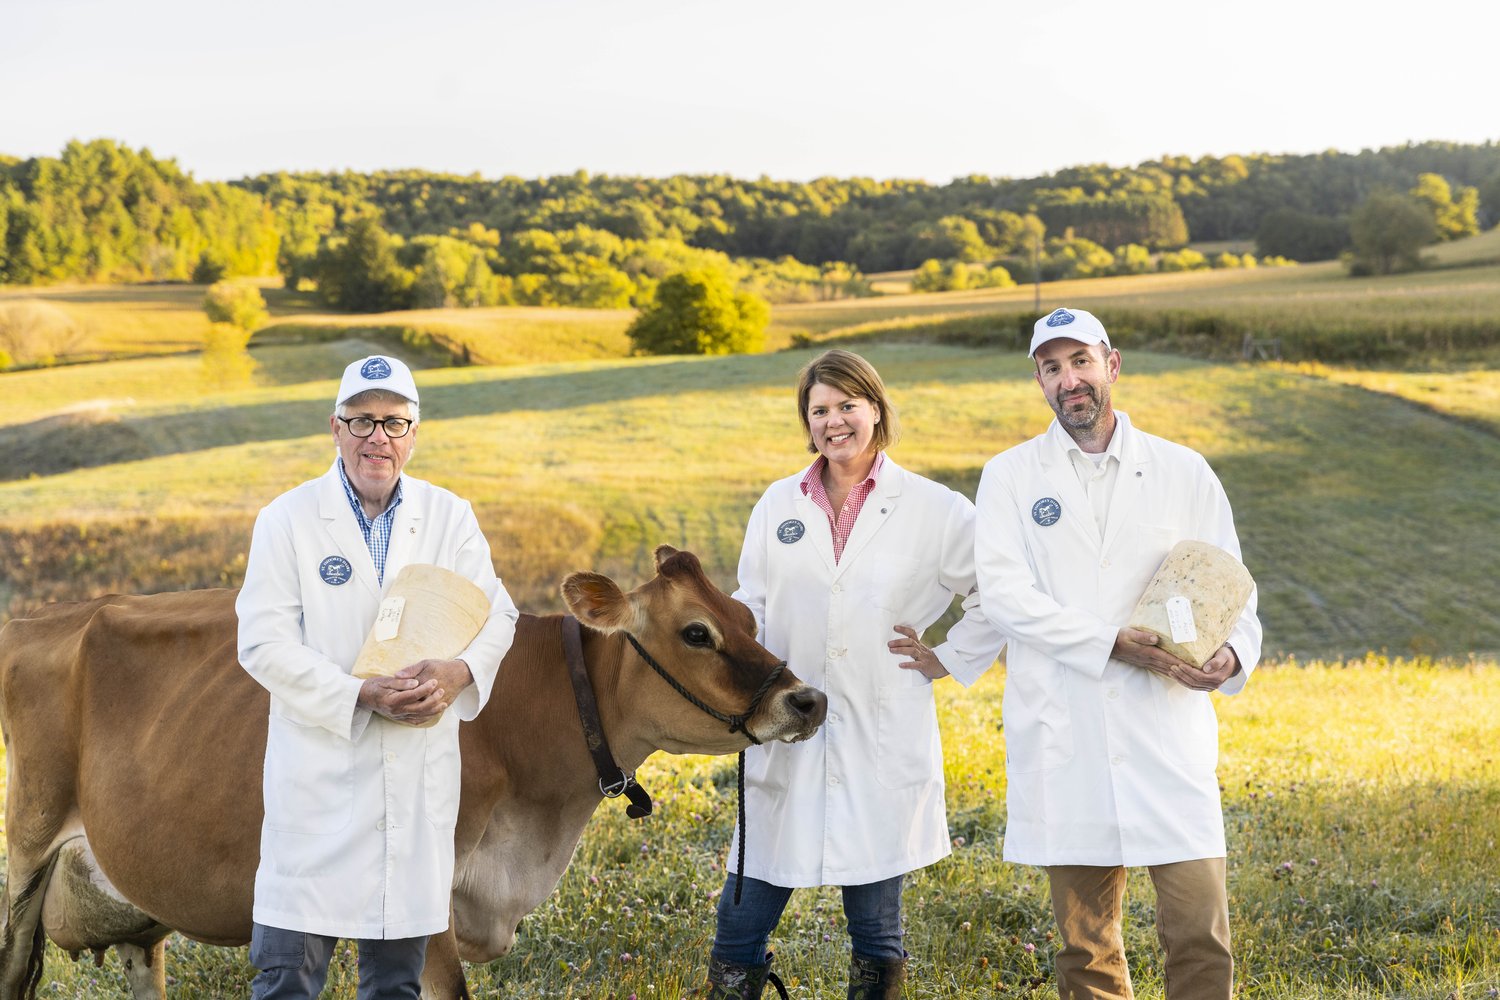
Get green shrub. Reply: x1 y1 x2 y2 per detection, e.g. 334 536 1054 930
626 269 769 356
0 299 89 366
202 282 269 332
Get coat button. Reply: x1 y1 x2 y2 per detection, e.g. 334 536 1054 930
832 584 842 594
385 752 397 762
1106 689 1120 700
376 819 387 831
1110 755 1123 766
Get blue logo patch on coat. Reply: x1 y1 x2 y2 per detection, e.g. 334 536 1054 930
360 357 392 380
1031 497 1062 526
319 556 353 585
1045 308 1075 327
776 519 806 544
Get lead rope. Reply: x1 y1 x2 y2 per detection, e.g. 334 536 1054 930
735 748 748 904
622 632 786 907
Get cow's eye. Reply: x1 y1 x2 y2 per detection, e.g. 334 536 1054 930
681 623 713 648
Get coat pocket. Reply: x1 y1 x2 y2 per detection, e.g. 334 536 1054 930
263 714 354 834
423 724 462 828
1152 682 1219 770
1001 654 1075 774
875 685 939 790
871 556 923 614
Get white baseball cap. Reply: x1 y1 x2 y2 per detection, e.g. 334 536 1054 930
336 355 419 407
1029 307 1111 357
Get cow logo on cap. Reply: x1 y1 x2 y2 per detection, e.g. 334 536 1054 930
1031 497 1062 526
1045 308 1075 328
319 556 353 585
360 357 393 380
776 519 806 544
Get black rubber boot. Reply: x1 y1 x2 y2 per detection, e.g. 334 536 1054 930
847 951 908 999
704 952 788 1000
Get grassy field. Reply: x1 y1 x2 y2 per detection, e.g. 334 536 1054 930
1309 365 1500 437
255 305 636 367
5 341 1500 657
0 279 635 369
4 252 1499 997
9 657 1498 998
775 228 1500 364
7 228 1500 371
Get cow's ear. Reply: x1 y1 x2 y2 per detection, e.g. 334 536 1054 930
561 572 643 633
652 544 680 569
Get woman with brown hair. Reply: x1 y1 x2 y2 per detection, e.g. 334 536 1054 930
704 349 1005 999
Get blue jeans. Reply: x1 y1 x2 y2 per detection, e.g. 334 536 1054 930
248 923 427 1000
712 873 905 965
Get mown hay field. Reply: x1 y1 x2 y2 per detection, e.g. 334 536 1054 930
7 227 1500 372
774 229 1500 364
5 341 1500 656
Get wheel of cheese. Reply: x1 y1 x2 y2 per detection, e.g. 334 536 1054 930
1128 541 1254 668
352 564 490 727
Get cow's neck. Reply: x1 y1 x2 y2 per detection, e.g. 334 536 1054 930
461 618 656 824
446 618 668 965
577 627 659 775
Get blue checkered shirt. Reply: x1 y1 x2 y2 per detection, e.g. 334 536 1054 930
337 459 404 585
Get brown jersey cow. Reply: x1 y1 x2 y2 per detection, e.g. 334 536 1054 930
0 546 825 999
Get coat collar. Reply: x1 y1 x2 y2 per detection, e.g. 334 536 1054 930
1036 412 1149 554
316 461 426 598
792 455 906 577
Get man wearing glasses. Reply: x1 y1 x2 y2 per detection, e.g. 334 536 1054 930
236 354 519 999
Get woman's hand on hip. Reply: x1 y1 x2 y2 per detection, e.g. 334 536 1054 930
891 625 948 679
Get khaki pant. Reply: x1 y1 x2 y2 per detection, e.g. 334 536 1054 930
1047 858 1231 1000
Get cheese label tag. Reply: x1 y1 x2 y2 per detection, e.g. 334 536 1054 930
1165 595 1198 644
373 596 406 642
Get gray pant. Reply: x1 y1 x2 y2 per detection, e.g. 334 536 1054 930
249 923 427 1000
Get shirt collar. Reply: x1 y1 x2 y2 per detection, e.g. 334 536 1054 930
337 457 404 524
800 451 886 496
1048 413 1126 466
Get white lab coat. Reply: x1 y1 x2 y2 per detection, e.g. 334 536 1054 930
236 460 518 939
974 413 1262 867
730 457 1006 887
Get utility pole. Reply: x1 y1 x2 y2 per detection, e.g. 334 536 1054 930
1032 232 1041 314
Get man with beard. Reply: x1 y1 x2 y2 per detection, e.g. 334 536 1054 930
973 308 1261 1000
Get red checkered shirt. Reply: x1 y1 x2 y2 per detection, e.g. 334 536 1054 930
800 452 885 563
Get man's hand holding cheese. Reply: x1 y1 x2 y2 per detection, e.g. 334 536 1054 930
973 308 1262 1000
235 355 518 1000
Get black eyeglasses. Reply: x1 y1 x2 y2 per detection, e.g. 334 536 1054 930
337 416 414 438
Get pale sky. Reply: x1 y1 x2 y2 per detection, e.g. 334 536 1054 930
3 0 1496 184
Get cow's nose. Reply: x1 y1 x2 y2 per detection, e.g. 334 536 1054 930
788 686 828 726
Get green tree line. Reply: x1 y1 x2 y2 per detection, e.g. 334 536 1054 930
0 139 278 285
5 139 1500 292
239 141 1498 270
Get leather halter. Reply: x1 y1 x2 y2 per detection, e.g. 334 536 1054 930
561 614 789 904
563 614 653 818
